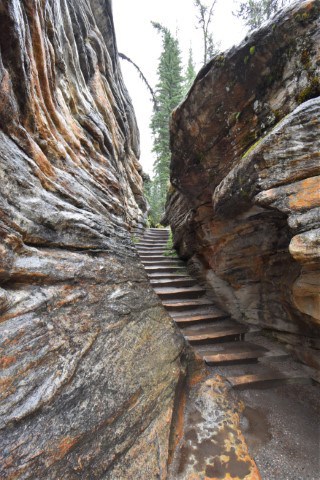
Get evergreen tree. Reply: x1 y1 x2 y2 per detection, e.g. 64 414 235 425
234 0 289 31
194 0 217 65
184 48 197 94
148 22 184 224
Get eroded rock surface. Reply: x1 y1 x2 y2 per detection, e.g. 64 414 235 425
0 1 184 478
166 1 320 366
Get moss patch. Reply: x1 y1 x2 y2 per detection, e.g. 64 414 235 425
297 77 320 104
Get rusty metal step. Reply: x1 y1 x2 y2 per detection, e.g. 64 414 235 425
195 341 268 366
150 277 196 288
139 233 168 237
137 249 167 254
155 285 205 300
183 324 249 344
139 255 168 261
138 245 168 250
171 309 230 326
147 272 188 279
144 228 169 233
145 266 186 274
142 259 183 266
138 252 167 257
162 298 213 311
228 370 312 389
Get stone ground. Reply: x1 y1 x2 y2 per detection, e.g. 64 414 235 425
239 381 320 479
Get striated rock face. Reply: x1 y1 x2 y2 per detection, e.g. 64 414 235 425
167 1 320 364
0 1 184 478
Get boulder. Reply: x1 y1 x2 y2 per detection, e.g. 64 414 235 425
167 0 320 363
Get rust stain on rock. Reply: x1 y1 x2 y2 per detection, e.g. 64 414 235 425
169 373 261 479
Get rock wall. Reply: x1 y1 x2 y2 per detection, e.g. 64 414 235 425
166 0 320 364
0 1 184 478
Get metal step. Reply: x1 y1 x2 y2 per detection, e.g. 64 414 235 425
150 277 197 288
162 298 213 311
155 285 205 300
171 309 230 326
195 341 268 366
137 246 169 251
137 249 167 255
183 324 249 344
142 260 183 266
139 255 168 261
147 272 188 279
145 266 186 274
228 370 312 389
139 233 169 238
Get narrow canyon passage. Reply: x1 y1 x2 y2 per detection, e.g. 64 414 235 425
0 0 319 479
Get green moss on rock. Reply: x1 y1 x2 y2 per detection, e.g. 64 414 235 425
297 77 320 104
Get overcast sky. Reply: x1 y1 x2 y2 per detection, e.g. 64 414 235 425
113 0 247 175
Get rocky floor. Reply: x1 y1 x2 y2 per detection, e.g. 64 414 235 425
137 228 320 479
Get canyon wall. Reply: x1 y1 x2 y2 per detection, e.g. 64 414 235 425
167 0 320 367
0 1 184 478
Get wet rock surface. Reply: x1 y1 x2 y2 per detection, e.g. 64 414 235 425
0 1 184 478
166 0 320 367
168 370 261 480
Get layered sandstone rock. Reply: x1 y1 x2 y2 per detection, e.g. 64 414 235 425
167 0 320 363
0 1 184 478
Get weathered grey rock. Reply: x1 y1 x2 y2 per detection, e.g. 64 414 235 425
166 0 320 366
0 1 184 478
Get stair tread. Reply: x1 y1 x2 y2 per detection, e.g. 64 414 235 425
195 341 268 354
155 286 205 295
150 277 195 285
228 370 311 388
148 272 189 278
145 266 185 270
172 309 229 321
196 341 268 363
140 256 168 260
138 250 167 255
138 248 167 252
143 260 182 265
203 350 265 363
138 243 168 247
163 298 212 306
141 238 168 241
183 324 249 341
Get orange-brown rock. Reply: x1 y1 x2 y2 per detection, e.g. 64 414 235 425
0 1 184 478
166 1 320 367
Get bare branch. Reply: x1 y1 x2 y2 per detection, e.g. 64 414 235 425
119 53 158 110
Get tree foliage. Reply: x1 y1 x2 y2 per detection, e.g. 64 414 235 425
119 53 157 110
184 48 197 94
194 0 218 65
234 0 289 31
148 22 184 225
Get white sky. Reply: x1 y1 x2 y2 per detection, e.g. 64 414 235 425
113 0 247 176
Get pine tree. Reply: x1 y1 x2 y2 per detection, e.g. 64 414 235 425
148 22 184 225
184 48 197 94
234 0 289 31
